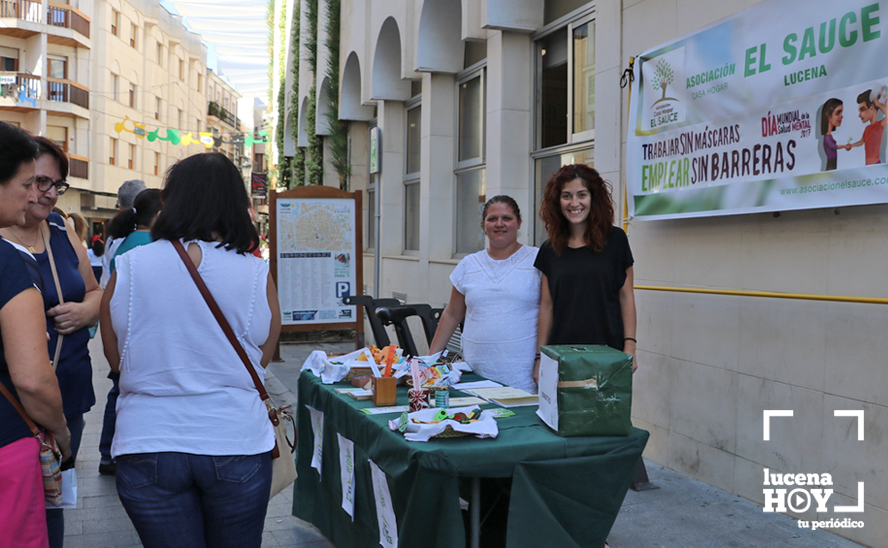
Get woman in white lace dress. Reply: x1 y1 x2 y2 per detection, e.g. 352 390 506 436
429 196 540 393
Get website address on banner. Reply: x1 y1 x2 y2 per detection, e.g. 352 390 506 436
780 177 888 195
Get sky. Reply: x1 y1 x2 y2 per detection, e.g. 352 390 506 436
160 0 271 104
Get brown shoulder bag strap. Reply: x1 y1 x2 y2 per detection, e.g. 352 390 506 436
171 240 278 424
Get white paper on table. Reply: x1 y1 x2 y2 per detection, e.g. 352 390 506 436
452 380 502 390
387 405 499 442
46 469 77 509
536 353 560 430
337 434 355 520
359 405 409 416
306 405 325 475
369 460 398 548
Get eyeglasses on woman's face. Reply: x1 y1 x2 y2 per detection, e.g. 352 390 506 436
36 175 69 195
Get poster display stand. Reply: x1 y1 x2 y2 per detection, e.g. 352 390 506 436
269 186 364 349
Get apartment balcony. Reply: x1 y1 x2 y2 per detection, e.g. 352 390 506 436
0 72 41 111
47 2 90 46
47 77 88 108
0 72 89 118
0 0 90 48
208 100 240 129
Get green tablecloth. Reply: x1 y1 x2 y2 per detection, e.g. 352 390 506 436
292 372 648 548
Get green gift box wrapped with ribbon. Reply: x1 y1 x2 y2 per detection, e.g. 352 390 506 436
537 345 633 436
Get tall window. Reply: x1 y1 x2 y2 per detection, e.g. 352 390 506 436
533 10 597 243
196 73 202 92
536 14 596 148
111 73 119 102
155 97 162 120
128 83 136 108
156 41 163 66
403 92 421 253
130 23 137 48
111 9 119 36
179 59 184 80
177 108 183 129
48 57 66 79
455 65 486 256
47 57 67 102
128 143 136 169
109 137 118 165
154 152 160 175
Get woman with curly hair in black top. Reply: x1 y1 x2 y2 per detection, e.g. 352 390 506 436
533 164 638 385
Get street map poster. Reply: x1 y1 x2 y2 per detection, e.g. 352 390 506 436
627 0 888 220
276 198 356 325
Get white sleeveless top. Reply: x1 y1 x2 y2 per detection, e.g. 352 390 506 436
451 245 541 393
109 239 274 457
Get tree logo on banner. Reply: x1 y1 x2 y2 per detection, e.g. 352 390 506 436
641 47 688 131
651 58 677 106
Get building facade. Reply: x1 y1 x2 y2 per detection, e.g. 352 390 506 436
1 0 210 235
276 1 887 545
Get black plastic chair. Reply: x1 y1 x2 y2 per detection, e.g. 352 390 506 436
342 295 401 347
374 303 444 357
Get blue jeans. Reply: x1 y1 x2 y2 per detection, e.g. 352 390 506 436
98 374 119 463
116 451 272 548
47 414 84 548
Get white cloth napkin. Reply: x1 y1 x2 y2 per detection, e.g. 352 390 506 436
387 405 499 442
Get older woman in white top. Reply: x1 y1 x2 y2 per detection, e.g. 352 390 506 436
100 153 281 548
429 195 541 393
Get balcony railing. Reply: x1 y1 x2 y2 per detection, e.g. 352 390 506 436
69 154 88 179
0 0 42 23
47 2 90 38
47 77 89 109
0 1 90 38
0 73 40 107
208 100 240 128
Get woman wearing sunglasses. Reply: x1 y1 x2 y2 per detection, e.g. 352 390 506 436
0 136 101 548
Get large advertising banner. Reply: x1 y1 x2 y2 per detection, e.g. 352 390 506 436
627 0 888 220
276 198 356 325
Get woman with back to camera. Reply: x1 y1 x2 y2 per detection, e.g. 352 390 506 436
534 164 638 384
100 152 282 548
0 136 100 548
428 195 540 393
0 121 71 548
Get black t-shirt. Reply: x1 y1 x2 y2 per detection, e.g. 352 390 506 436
534 227 634 349
1 239 40 448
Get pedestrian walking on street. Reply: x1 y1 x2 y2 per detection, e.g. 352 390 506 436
100 152 282 548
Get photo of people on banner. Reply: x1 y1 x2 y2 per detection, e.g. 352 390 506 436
821 86 888 170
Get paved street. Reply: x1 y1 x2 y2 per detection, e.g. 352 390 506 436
66 336 867 548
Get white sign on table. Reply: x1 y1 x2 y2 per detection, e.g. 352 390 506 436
307 405 324 474
338 433 355 520
369 460 398 548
